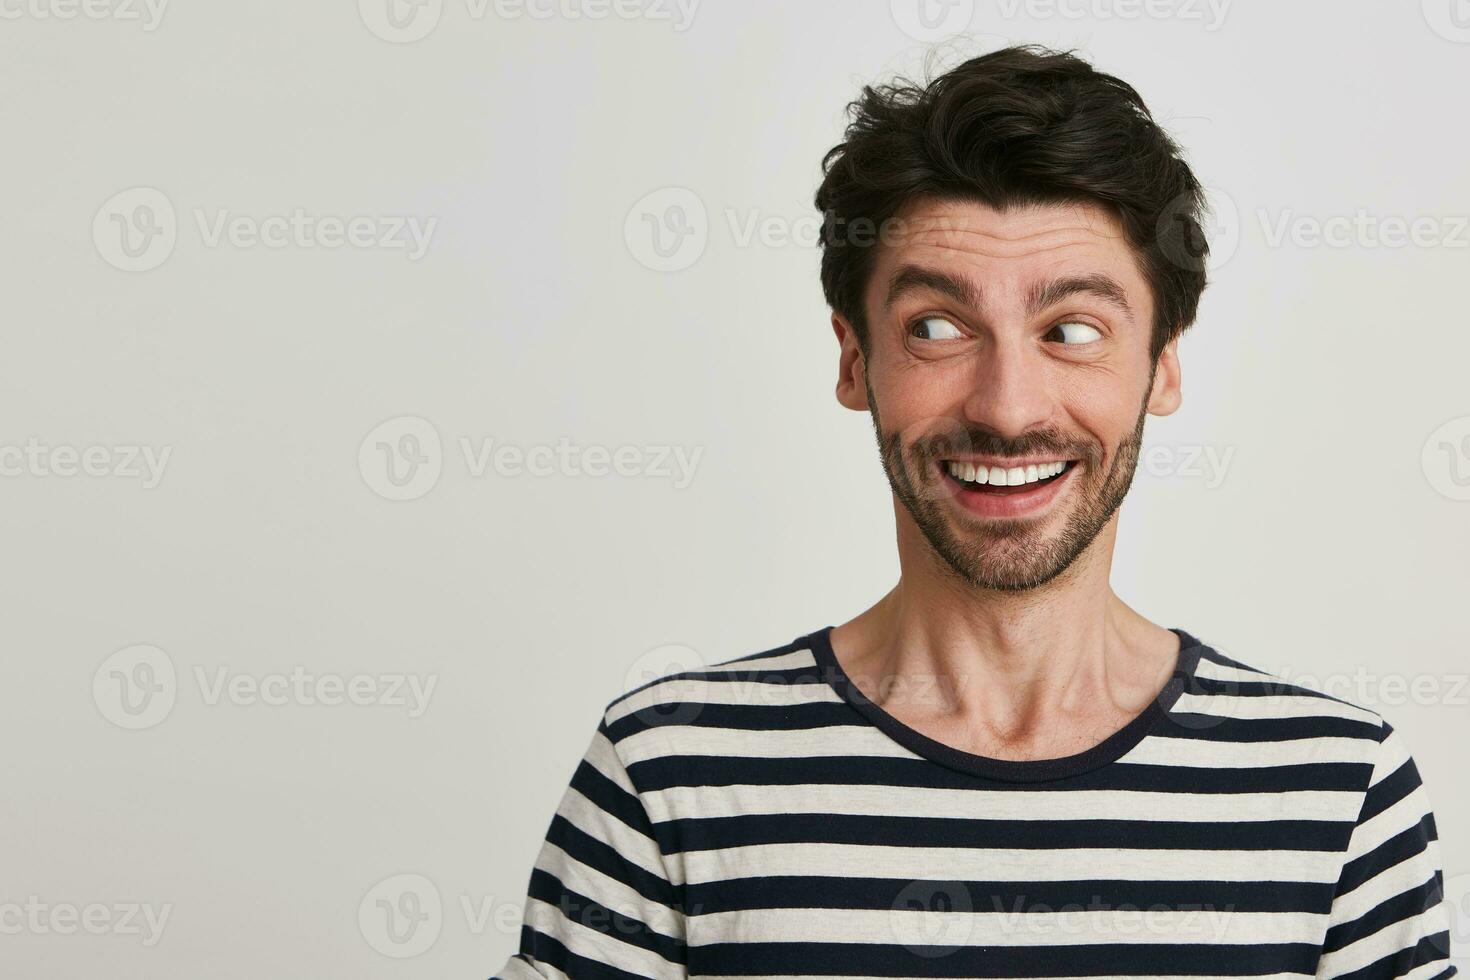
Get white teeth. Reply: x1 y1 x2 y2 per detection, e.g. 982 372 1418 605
945 460 1070 486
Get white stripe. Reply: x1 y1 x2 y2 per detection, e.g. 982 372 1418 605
679 842 1342 886
555 784 665 883
494 955 569 980
1174 690 1380 724
1370 729 1413 788
707 649 821 673
641 782 1362 825
1348 784 1433 864
608 679 839 725
533 840 684 939
521 896 683 979
708 975 1310 980
1314 896 1449 977
1119 733 1375 768
1193 657 1271 683
690 904 1326 948
1326 854 1438 926
617 724 921 764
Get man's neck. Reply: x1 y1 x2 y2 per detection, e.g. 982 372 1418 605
828 517 1182 762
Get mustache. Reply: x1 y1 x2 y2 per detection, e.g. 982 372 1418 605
908 426 1096 467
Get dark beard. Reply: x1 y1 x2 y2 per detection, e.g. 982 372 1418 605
868 371 1153 593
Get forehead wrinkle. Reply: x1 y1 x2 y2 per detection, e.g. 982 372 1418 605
906 237 1121 261
896 205 1128 249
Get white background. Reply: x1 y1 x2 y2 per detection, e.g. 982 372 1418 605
2 0 1467 975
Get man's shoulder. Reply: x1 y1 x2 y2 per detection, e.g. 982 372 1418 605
600 630 836 743
1179 633 1392 754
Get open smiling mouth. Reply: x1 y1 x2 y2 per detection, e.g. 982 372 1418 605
941 458 1077 496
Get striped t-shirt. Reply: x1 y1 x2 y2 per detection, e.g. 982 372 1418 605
496 627 1456 979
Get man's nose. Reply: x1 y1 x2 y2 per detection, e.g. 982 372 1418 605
959 341 1055 440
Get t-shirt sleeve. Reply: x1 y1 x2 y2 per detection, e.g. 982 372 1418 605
493 711 687 979
1316 721 1457 979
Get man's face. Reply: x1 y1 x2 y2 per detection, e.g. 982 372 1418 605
834 197 1181 591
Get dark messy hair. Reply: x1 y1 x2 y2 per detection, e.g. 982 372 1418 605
814 45 1209 361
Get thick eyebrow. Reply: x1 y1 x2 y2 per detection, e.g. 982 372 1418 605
884 265 1135 325
1027 273 1135 324
883 265 982 312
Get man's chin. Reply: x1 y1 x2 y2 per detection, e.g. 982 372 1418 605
939 530 1076 591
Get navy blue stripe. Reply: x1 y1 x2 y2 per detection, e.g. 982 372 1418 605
1328 932 1455 980
544 814 679 909
628 754 1373 795
1334 817 1434 897
525 868 684 962
1360 757 1421 824
684 875 1335 916
515 926 680 979
687 940 1320 977
1323 871 1444 953
657 813 1353 855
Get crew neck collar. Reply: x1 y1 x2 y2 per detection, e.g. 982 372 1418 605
805 624 1206 783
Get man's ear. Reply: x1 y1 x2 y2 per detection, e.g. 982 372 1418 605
833 312 870 412
1146 334 1182 417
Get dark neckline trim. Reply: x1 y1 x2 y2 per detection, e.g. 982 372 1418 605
805 624 1205 783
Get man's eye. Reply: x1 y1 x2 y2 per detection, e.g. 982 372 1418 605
911 316 964 341
1046 321 1103 345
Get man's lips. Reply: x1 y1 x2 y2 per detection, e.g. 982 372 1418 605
937 457 1078 516
942 458 1076 490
